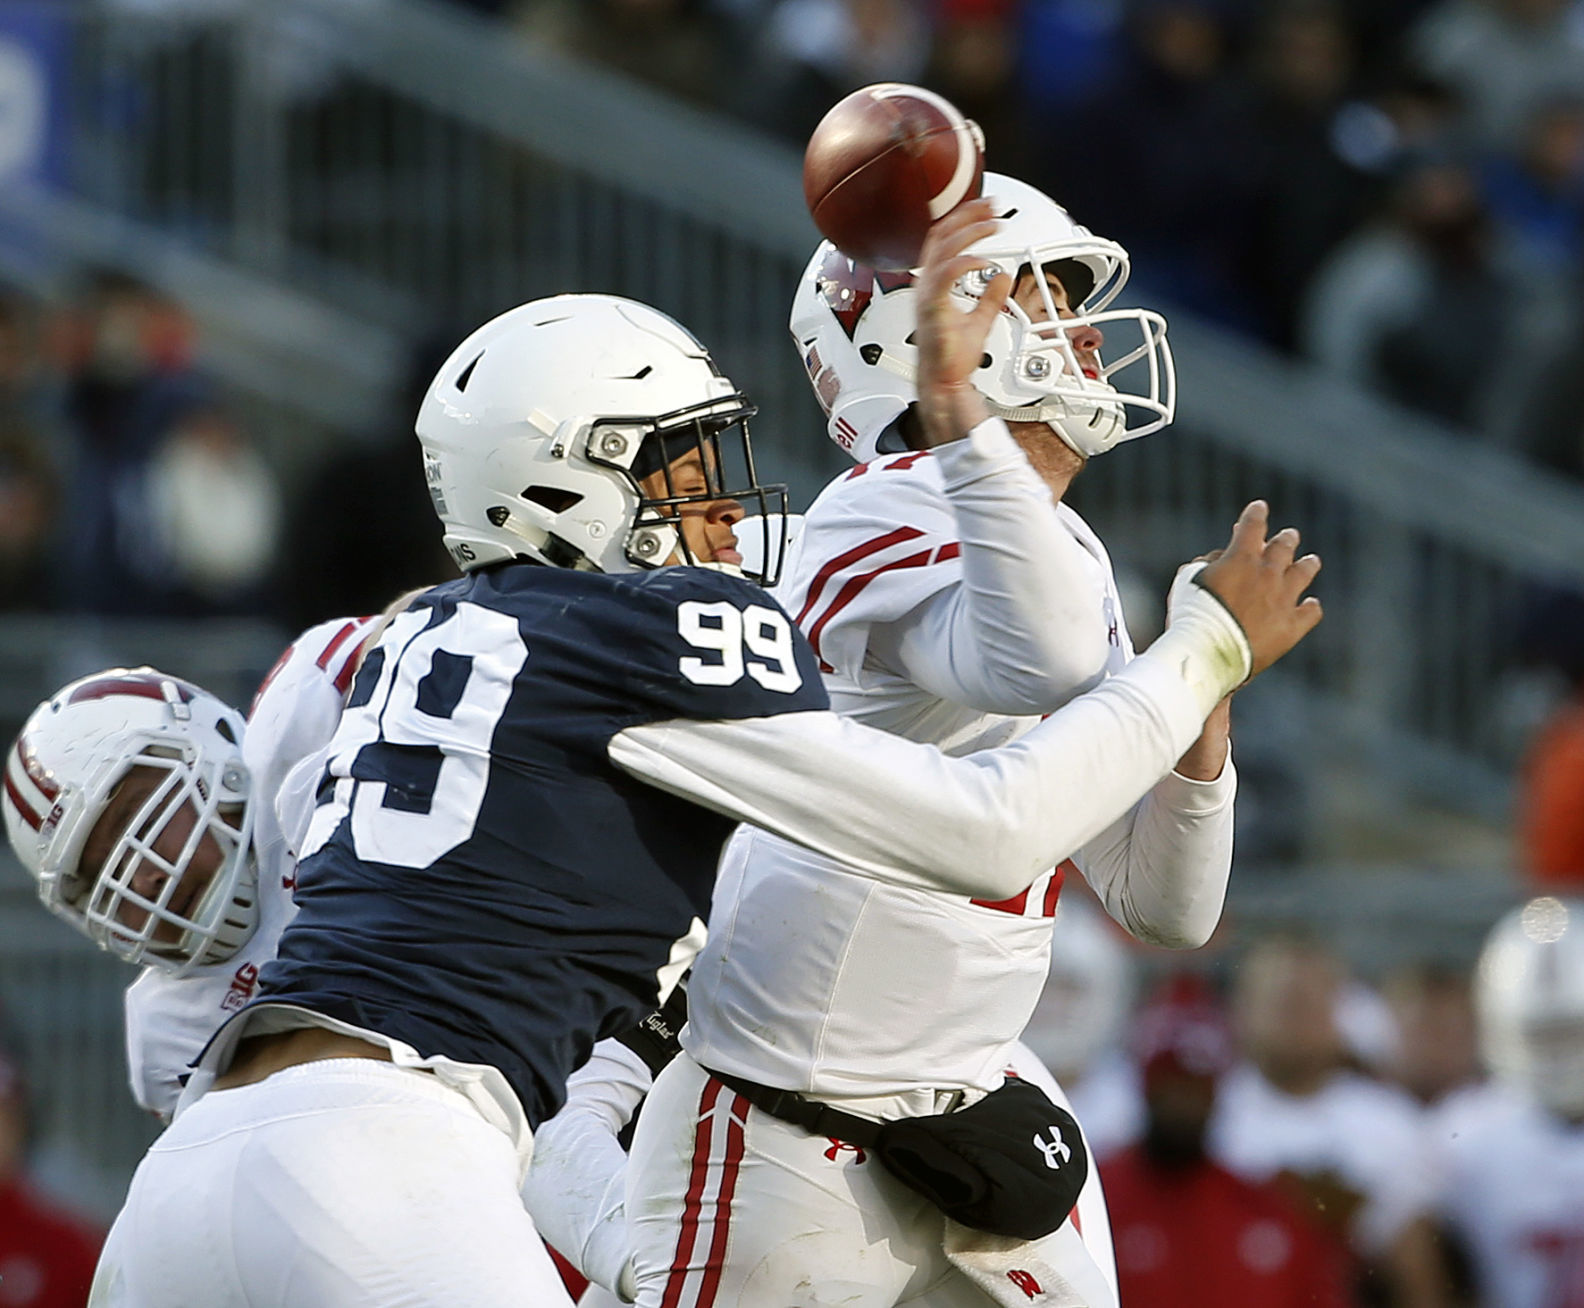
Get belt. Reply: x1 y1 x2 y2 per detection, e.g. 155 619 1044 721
213 1026 394 1091
702 1065 885 1148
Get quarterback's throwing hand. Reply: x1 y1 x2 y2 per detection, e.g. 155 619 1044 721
1196 500 1323 678
914 198 1012 446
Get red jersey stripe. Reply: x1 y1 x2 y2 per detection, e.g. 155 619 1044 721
972 886 1031 915
331 627 376 697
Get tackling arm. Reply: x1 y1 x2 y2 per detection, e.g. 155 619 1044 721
520 1039 651 1302
608 584 1249 900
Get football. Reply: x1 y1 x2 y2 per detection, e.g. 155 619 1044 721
802 83 986 271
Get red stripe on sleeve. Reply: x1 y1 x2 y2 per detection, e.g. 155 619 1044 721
793 526 925 629
331 623 377 697
314 621 361 672
803 539 962 668
971 886 1031 915
249 642 298 719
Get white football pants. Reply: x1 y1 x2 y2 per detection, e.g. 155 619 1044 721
89 1058 574 1308
625 1053 1118 1308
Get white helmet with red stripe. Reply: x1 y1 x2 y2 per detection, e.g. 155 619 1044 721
2 669 258 974
790 173 1175 463
1477 896 1584 1119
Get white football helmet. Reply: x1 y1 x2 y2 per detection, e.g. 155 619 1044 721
1476 896 1584 1119
417 294 787 581
2 669 258 974
1021 899 1136 1080
790 173 1175 463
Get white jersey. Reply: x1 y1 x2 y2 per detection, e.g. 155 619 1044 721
1208 1063 1438 1256
1430 1080 1584 1308
685 420 1237 1100
122 615 377 1115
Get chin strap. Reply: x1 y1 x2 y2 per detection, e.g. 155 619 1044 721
981 392 1128 459
878 347 1128 459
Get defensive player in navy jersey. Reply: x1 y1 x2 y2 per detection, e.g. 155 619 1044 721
89 291 1319 1308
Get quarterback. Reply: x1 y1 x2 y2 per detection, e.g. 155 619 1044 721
627 181 1254 1307
48 289 1308 1307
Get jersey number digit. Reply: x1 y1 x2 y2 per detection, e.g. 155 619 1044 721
678 601 802 693
305 602 528 869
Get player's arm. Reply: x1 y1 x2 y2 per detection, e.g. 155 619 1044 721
832 201 1110 711
520 982 688 1301
521 1039 651 1302
862 419 1113 713
611 509 1320 899
1070 759 1236 949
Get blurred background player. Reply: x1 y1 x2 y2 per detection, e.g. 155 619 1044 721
1100 976 1353 1308
87 291 1309 1307
0 1043 101 1308
1210 934 1452 1307
1431 896 1584 1308
626 183 1310 1305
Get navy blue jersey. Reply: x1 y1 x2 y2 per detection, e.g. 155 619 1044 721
258 562 827 1126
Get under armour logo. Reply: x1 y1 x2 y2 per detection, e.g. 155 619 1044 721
824 1138 867 1164
1007 1269 1043 1299
1033 1127 1071 1170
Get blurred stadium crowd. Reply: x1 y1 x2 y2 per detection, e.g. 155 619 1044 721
528 0 1584 478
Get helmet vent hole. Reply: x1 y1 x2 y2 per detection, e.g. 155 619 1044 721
621 365 654 381
522 487 583 514
454 352 484 393
904 332 917 345
859 343 883 365
215 719 236 744
998 207 1019 220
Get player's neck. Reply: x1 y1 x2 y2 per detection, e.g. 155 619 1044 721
1006 422 1084 505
